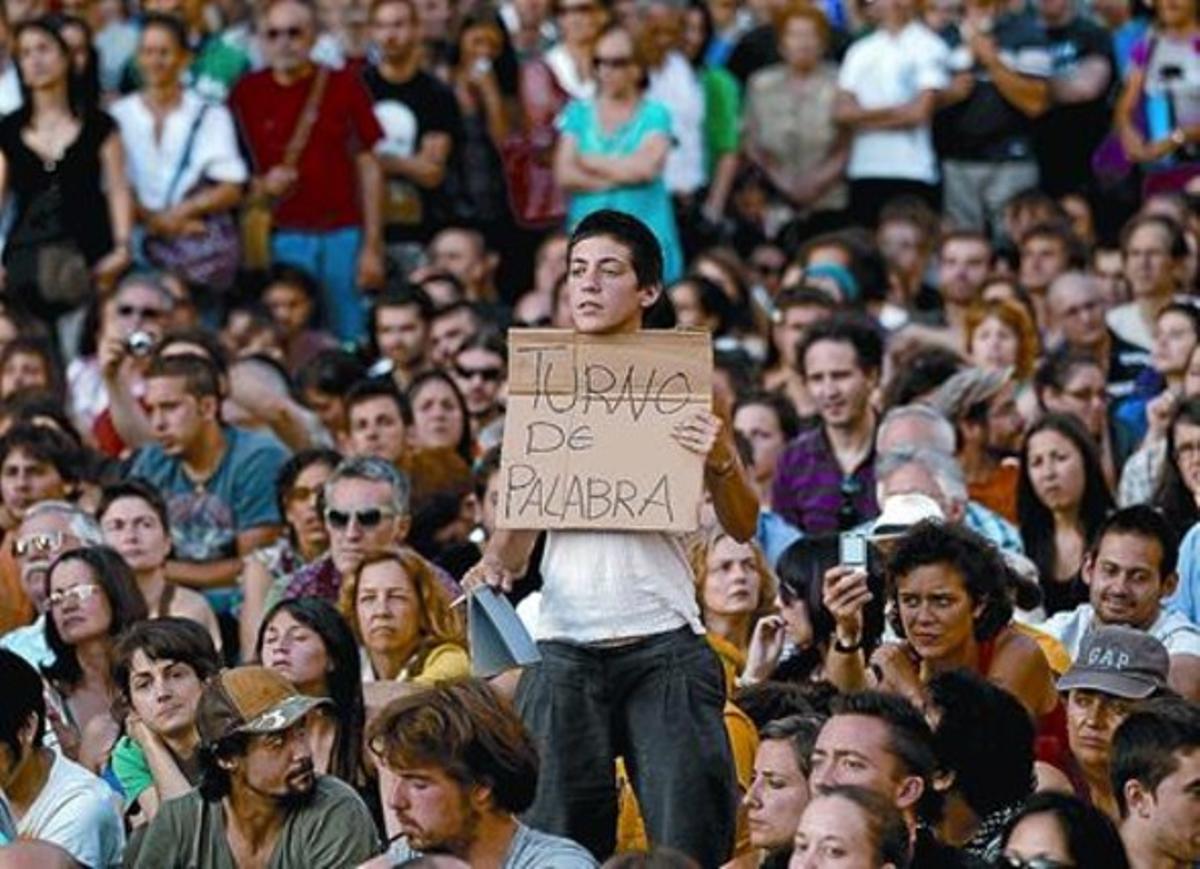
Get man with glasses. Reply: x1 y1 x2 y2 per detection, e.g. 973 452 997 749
1 502 103 670
229 0 386 342
130 354 288 597
1046 271 1149 401
364 0 460 276
451 331 507 449
772 317 882 533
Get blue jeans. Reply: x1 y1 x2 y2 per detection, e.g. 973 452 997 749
271 226 365 341
515 627 736 866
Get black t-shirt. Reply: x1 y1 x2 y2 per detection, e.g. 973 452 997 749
936 14 1052 161
1035 16 1115 193
362 65 462 244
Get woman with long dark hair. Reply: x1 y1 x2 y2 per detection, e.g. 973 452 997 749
0 15 134 328
1153 396 1200 532
256 596 379 820
1017 413 1115 616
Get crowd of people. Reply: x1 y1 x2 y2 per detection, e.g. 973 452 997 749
0 0 1196 864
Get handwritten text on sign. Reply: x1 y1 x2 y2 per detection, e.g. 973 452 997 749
498 329 713 531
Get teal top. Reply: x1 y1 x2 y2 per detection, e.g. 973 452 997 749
558 97 683 283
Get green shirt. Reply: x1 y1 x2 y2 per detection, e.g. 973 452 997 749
130 775 380 869
111 736 154 803
701 66 741 175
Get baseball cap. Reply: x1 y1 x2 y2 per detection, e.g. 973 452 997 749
196 666 330 746
871 493 944 539
1057 626 1171 699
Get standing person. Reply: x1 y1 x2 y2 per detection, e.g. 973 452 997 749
0 15 133 341
0 649 125 867
554 26 683 284
834 0 948 227
230 0 386 343
1111 698 1200 869
464 210 758 864
771 317 882 534
365 0 459 273
132 665 381 868
936 0 1051 238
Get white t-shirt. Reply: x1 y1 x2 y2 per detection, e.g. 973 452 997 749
15 751 125 868
837 21 949 183
1041 603 1200 659
538 530 703 643
646 52 707 195
109 89 248 213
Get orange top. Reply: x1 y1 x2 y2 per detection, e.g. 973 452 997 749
968 462 1020 524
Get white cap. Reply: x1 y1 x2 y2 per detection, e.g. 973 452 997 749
871 493 944 539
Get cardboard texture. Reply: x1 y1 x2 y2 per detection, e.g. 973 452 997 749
498 329 712 532
468 588 541 678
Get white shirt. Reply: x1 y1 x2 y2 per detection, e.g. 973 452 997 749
0 63 20 118
837 21 949 183
538 530 703 643
0 614 53 669
109 89 248 212
1041 603 1200 659
646 52 706 195
543 44 596 101
14 752 124 868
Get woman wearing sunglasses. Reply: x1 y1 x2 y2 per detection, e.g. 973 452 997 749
997 792 1130 869
43 545 148 771
337 546 467 685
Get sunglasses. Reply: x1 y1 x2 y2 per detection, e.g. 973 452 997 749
595 55 634 68
324 507 395 530
15 531 65 557
47 583 101 609
265 25 306 40
116 304 165 320
454 365 503 383
994 857 1074 869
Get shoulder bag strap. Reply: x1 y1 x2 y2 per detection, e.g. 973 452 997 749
281 66 330 170
163 102 210 207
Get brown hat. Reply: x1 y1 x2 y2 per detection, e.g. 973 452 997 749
196 666 329 747
1057 626 1171 700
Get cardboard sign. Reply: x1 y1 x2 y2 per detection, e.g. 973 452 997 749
497 329 712 532
468 588 541 678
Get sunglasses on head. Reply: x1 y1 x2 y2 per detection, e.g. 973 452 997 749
324 507 395 530
15 531 65 557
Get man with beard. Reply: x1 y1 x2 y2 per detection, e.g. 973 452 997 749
368 679 596 867
133 666 379 868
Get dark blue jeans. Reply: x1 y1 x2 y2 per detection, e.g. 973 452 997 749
516 627 736 867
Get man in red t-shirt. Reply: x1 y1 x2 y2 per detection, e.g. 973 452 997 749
230 0 385 341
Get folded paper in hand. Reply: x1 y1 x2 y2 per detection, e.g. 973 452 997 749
469 587 541 678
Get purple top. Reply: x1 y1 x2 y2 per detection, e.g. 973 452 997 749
770 426 878 533
282 551 464 605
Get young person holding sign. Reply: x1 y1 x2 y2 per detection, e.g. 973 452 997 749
463 209 759 865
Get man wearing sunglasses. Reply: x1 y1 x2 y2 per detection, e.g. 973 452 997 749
451 331 507 448
1 502 103 671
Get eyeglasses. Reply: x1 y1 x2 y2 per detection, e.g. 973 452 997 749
994 855 1074 869
47 583 101 609
595 55 634 68
837 476 863 531
116 304 165 320
324 507 395 530
265 25 306 40
454 365 503 383
14 531 65 558
287 485 323 505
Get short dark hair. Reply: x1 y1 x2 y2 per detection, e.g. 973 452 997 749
1033 347 1103 403
1120 214 1189 259
43 546 149 690
146 353 222 401
1089 505 1179 581
1020 221 1086 269
264 261 321 301
818 785 912 869
568 209 664 289
455 329 507 366
345 378 413 426
733 391 802 443
139 10 188 48
296 350 368 396
112 617 220 703
1001 792 1130 869
0 422 79 484
774 284 838 315
367 678 539 814
0 649 46 756
829 691 937 785
928 669 1034 816
1111 697 1200 817
97 478 171 535
157 326 229 380
760 714 824 778
887 521 1014 642
795 316 884 378
371 286 435 340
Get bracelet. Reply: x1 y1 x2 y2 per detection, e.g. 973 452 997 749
833 635 863 654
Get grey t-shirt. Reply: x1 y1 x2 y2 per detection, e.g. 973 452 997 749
388 822 597 868
130 775 380 869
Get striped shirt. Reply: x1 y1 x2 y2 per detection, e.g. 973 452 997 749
771 426 878 533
